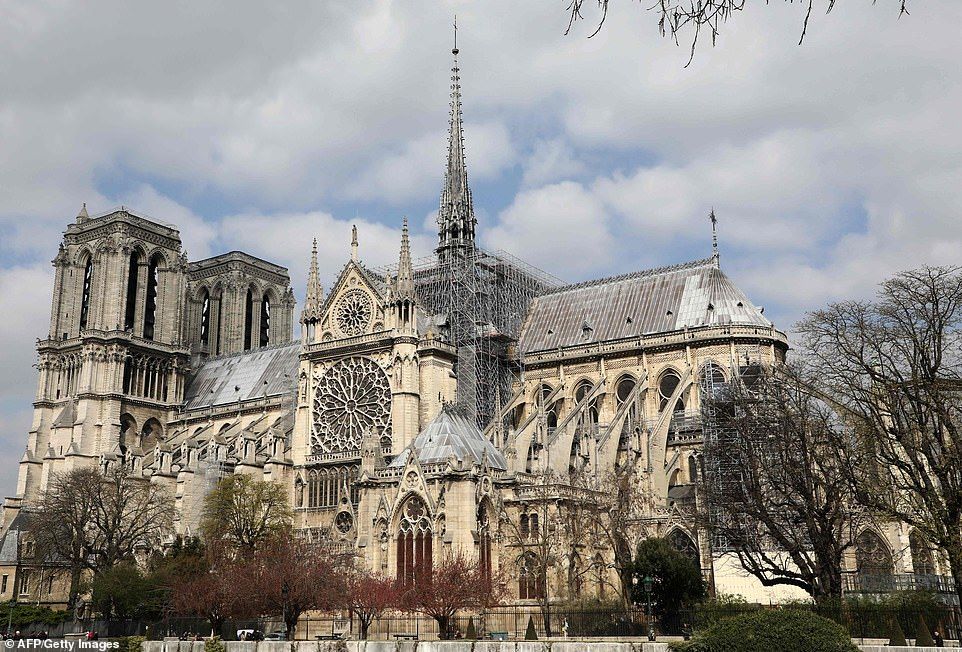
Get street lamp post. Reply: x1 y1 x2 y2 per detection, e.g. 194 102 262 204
643 576 655 642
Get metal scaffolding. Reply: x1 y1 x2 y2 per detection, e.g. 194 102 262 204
381 247 560 428
700 350 764 552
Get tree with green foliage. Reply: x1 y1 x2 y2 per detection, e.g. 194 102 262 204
200 474 292 551
675 609 858 652
146 536 209 613
628 537 706 626
91 562 161 620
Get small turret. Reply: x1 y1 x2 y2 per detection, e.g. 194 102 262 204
301 239 323 343
391 218 418 334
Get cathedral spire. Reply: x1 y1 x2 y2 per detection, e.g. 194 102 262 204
396 217 415 298
436 24 476 260
301 238 323 324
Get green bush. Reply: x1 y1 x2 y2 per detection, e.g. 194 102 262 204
915 614 935 646
113 636 146 652
524 616 538 640
204 636 225 652
465 617 477 640
673 609 858 652
0 601 71 627
886 616 907 646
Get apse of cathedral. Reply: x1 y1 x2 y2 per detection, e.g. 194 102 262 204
3 44 805 603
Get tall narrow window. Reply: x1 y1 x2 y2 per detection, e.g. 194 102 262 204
199 290 211 346
259 295 270 347
519 552 544 600
243 289 253 351
124 252 139 331
478 504 492 582
78 258 93 331
143 254 160 340
396 496 432 587
214 294 223 355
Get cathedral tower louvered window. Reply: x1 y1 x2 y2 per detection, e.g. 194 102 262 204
78 257 93 331
124 251 139 331
143 254 161 340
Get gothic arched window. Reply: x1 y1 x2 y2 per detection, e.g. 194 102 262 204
243 288 254 351
397 496 432 586
855 530 894 590
478 502 492 582
658 369 684 413
143 254 161 341
79 257 93 331
199 289 211 346
124 251 139 331
518 552 544 600
667 529 700 568
260 295 271 347
910 530 936 577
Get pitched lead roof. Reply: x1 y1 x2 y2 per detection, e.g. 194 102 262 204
519 258 771 354
183 343 299 410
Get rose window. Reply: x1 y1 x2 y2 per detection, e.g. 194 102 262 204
312 356 391 454
335 289 374 336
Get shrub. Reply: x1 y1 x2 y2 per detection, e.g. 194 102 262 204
0 602 71 627
204 636 226 652
915 614 935 647
673 609 858 652
113 636 146 652
465 617 477 640
524 616 538 640
887 616 907 646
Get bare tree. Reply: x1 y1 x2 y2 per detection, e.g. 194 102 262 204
89 467 174 569
700 362 861 601
31 467 173 607
499 470 565 636
798 265 962 606
565 1 911 64
200 474 292 552
30 468 99 608
571 462 653 610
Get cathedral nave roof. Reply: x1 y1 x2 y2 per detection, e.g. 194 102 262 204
519 257 771 354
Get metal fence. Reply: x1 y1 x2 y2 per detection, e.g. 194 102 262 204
12 603 962 642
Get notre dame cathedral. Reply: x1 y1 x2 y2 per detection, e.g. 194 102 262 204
2 44 923 609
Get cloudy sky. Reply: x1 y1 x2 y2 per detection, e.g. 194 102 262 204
0 1 958 496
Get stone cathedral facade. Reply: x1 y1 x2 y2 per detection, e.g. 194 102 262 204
1 46 932 610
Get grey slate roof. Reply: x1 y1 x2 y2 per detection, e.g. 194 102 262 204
519 257 771 354
183 342 299 410
389 407 507 471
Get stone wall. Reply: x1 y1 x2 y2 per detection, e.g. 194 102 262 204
141 641 959 652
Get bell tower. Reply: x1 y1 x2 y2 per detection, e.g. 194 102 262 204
20 207 190 503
